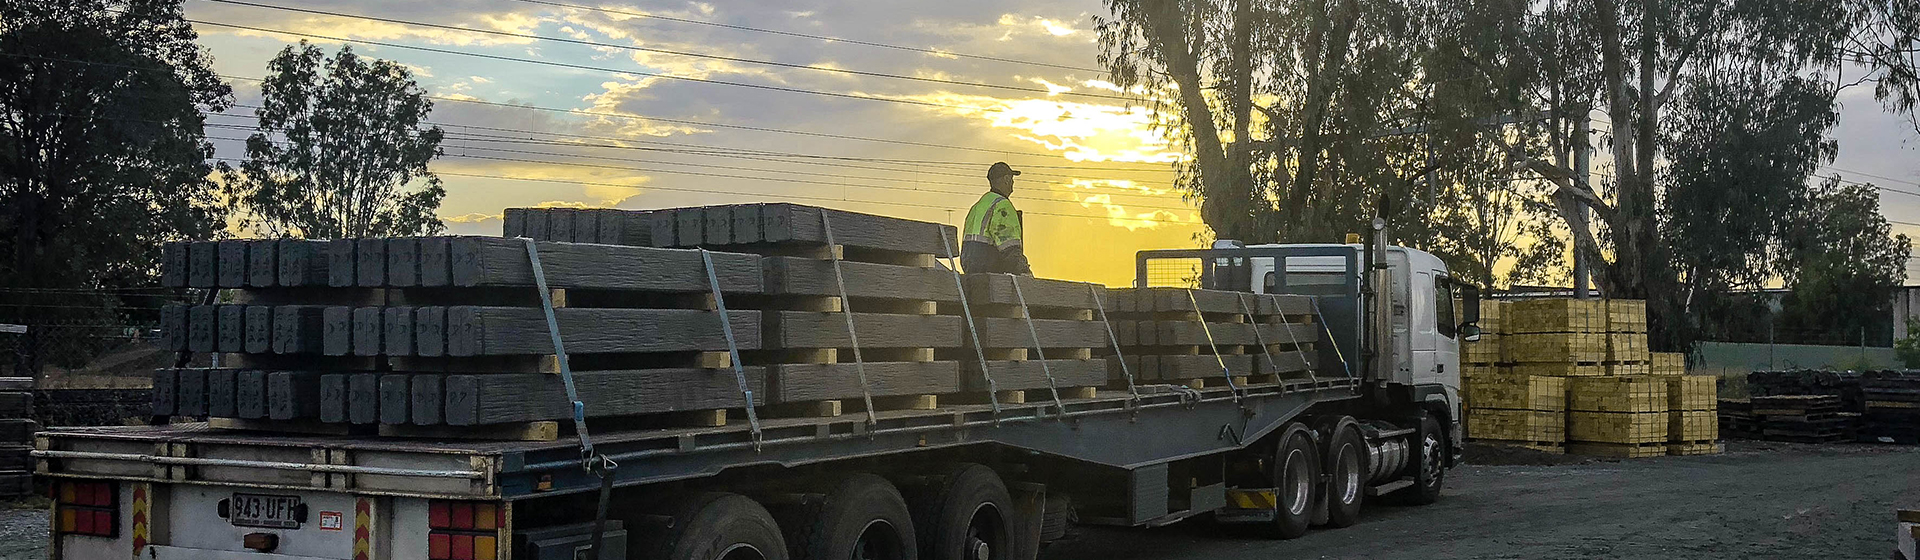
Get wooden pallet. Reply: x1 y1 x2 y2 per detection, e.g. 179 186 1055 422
1665 440 1722 456
1509 362 1606 378
1469 438 1566 454
1568 441 1666 458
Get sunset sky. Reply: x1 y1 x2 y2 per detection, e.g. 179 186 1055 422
181 0 1920 286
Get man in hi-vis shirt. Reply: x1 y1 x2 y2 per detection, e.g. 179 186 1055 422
961 162 1032 275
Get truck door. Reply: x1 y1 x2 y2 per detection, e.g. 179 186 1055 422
1410 270 1437 386
1430 273 1459 387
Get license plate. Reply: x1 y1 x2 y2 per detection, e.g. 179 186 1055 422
229 493 302 529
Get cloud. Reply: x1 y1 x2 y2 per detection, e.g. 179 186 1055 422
442 212 499 223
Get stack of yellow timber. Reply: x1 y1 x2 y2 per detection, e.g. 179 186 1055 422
1666 375 1722 455
1650 352 1686 376
1465 373 1566 453
1504 299 1606 377
1603 300 1651 375
1568 376 1669 457
1461 300 1505 367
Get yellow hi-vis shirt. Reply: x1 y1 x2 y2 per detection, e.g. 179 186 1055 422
963 192 1022 250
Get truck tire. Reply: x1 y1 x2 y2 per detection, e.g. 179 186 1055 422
1266 427 1319 539
779 474 918 560
1322 424 1366 528
1392 413 1446 505
648 492 789 560
904 464 1013 560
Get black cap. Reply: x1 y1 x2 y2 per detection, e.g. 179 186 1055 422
987 162 1021 179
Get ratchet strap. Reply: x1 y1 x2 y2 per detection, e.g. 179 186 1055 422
698 249 763 448
1238 294 1282 388
1308 297 1353 383
1009 275 1067 416
1186 289 1241 401
1276 295 1319 387
1090 286 1138 408
521 239 619 560
820 213 880 428
940 229 1002 421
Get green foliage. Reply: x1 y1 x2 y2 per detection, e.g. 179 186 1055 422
0 0 230 292
0 0 227 371
1895 319 1920 368
225 41 445 239
1774 178 1910 347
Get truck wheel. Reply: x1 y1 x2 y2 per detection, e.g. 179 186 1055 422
780 474 918 560
1393 413 1446 505
905 464 1013 560
1322 425 1366 527
649 492 789 560
1266 428 1319 539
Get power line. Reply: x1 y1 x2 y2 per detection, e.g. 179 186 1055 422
508 0 1108 74
201 0 1134 102
211 134 1198 213
205 156 1193 224
1 51 1180 168
199 108 1177 177
1822 165 1920 188
198 117 1184 202
187 19 982 110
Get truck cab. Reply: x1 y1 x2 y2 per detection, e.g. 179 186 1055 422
1134 239 1477 463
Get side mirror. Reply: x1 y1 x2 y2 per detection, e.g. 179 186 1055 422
1461 323 1483 342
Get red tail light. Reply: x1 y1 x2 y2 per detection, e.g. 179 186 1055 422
427 500 503 560
54 480 118 537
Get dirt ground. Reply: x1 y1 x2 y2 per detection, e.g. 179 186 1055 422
3 440 1914 559
1045 440 1920 560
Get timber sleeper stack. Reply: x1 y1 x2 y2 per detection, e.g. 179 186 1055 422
1104 287 1320 390
0 378 33 497
1752 395 1853 443
1863 371 1920 443
158 234 772 438
154 204 1270 440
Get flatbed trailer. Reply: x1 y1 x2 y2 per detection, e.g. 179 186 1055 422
35 233 1474 560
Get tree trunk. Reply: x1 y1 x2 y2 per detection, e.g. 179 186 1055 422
1140 0 1238 239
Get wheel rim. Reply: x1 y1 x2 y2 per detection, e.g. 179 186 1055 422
1421 431 1442 488
1337 442 1361 504
719 543 766 560
852 519 905 560
964 504 1003 560
1283 447 1312 516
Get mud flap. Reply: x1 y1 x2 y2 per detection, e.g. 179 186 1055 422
1008 482 1046 560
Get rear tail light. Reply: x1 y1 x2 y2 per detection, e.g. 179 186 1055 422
53 480 118 537
427 500 502 560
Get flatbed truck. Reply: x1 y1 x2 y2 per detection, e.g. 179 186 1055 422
34 220 1480 560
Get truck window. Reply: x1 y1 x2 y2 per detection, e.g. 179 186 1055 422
1435 278 1456 338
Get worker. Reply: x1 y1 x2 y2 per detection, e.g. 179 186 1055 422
961 162 1032 275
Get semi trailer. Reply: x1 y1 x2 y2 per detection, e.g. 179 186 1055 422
33 217 1480 560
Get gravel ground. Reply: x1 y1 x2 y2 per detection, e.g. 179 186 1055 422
0 503 46 560
1045 440 1920 560
2 441 1912 559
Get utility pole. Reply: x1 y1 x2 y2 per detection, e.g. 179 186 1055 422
1572 117 1592 299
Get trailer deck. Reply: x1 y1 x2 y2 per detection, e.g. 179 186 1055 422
37 377 1360 501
